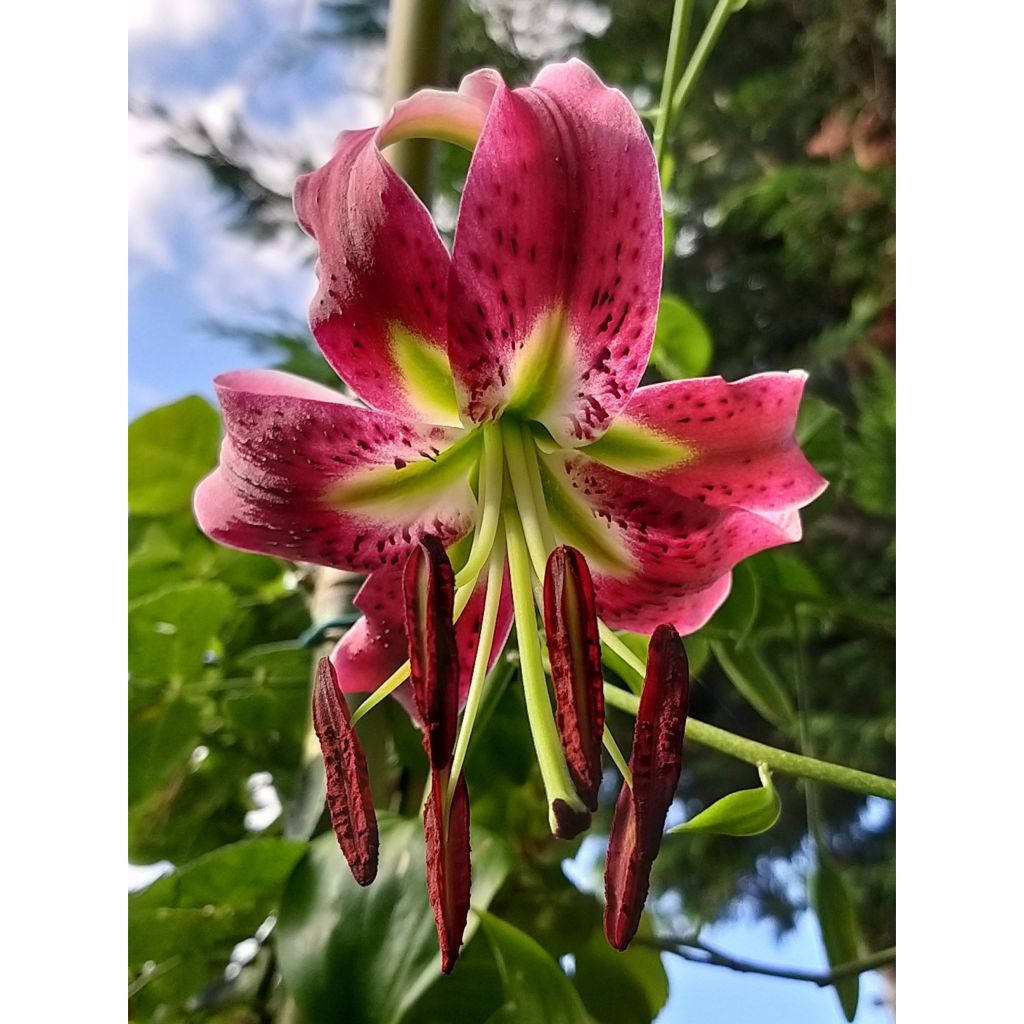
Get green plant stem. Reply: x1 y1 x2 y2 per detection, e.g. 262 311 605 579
381 0 455 200
669 0 742 122
654 0 697 179
603 684 895 801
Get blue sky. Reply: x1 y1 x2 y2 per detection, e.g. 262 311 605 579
128 3 889 1020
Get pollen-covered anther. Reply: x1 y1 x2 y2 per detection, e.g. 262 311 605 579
311 657 379 886
403 536 459 769
543 545 605 812
424 770 472 974
604 624 689 950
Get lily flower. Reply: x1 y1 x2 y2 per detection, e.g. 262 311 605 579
194 59 826 967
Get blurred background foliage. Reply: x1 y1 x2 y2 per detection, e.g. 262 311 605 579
129 0 894 1020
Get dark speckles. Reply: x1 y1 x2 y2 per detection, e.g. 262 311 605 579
393 457 407 470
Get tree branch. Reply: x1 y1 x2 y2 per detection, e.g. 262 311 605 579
644 935 896 987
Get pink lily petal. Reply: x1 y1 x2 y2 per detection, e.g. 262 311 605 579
543 453 803 635
329 565 514 708
447 59 662 443
589 372 827 514
193 369 476 573
294 73 499 424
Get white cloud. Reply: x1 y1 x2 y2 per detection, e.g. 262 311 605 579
128 0 237 46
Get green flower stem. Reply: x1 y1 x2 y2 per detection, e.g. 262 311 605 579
654 0 698 179
455 422 504 589
669 0 744 123
504 505 586 829
603 684 896 801
448 531 507 803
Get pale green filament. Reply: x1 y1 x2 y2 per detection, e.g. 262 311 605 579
455 423 504 589
520 426 557 553
502 421 550 579
602 726 633 790
598 623 648 693
447 530 507 805
504 504 586 831
351 660 411 725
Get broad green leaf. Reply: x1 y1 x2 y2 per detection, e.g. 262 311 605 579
708 562 760 643
574 917 668 1024
128 688 201 806
128 581 235 683
478 912 591 1024
651 294 713 380
669 766 781 836
810 853 864 1021
796 395 845 480
128 396 220 515
129 837 307 966
711 640 794 728
276 816 514 1024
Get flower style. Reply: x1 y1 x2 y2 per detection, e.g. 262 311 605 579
194 59 826 969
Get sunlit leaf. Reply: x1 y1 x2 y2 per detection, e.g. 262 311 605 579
650 294 713 380
128 396 220 515
810 852 864 1021
128 581 235 683
276 816 514 1024
478 912 591 1024
669 766 781 836
710 640 794 728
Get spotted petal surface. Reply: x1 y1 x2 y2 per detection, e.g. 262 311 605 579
193 370 477 573
447 59 662 444
540 452 803 635
585 372 827 513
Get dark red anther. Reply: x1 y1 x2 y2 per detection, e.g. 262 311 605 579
311 657 379 886
604 624 689 950
403 536 459 770
424 771 472 974
544 546 605 812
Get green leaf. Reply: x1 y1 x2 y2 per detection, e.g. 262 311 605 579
708 561 760 643
276 816 514 1024
849 354 895 517
128 581 235 683
478 912 591 1024
710 639 794 728
796 395 845 481
128 396 220 515
128 688 201 806
669 766 781 836
129 837 307 967
574 917 668 1024
810 853 864 1021
650 294 713 380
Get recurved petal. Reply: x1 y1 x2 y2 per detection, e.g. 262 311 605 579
604 625 688 950
539 451 802 635
424 771 472 974
447 59 662 443
294 71 498 424
312 657 379 886
193 369 477 574
543 546 605 812
583 372 827 514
